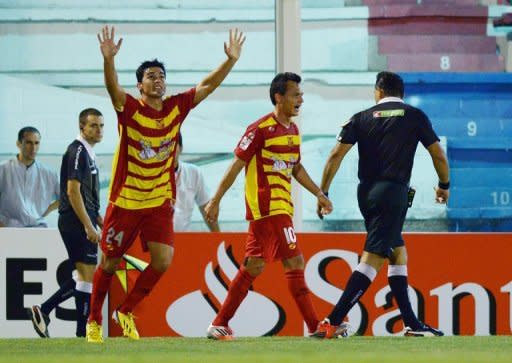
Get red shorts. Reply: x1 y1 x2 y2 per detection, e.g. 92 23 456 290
245 214 302 262
100 201 174 258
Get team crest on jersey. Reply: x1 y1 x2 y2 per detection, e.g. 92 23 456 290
139 139 157 160
154 118 165 128
287 136 294 147
239 131 255 151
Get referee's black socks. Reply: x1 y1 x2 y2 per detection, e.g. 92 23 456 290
328 263 377 326
74 281 93 337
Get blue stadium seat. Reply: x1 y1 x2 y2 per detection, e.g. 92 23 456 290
448 138 512 168
448 186 512 212
428 118 512 138
451 168 512 187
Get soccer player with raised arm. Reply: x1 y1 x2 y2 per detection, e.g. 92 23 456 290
205 72 333 340
86 26 245 343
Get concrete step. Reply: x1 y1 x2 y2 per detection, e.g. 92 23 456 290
386 53 504 72
378 35 496 54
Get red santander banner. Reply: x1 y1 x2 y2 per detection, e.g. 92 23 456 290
109 232 512 337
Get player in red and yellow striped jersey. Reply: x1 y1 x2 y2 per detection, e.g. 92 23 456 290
204 73 333 340
86 25 245 343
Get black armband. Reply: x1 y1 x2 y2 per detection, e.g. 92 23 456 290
438 181 450 190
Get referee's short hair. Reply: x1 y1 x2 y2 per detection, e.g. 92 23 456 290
375 71 404 98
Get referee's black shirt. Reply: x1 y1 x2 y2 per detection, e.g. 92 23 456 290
337 98 439 185
59 139 100 220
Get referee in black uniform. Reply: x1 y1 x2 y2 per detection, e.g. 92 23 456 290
313 71 449 338
55 108 104 337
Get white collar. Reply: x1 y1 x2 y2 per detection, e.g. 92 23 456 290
378 97 404 105
76 134 96 161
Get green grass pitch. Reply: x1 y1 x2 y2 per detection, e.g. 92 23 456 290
0 336 510 363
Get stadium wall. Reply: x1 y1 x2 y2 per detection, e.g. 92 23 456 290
1 229 511 338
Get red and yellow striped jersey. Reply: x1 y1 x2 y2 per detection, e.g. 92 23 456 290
235 112 301 221
108 89 195 210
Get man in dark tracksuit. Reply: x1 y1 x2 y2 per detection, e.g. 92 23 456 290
313 71 450 338
28 108 104 338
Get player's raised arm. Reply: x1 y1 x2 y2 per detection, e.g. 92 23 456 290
97 25 126 110
193 28 246 106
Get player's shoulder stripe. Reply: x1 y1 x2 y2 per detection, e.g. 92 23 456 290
258 116 277 129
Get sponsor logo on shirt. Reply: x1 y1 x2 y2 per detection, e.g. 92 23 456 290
74 145 83 170
373 109 405 118
272 156 297 176
156 139 174 161
138 138 174 161
139 139 157 160
239 131 255 151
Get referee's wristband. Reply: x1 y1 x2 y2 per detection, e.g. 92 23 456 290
438 181 450 190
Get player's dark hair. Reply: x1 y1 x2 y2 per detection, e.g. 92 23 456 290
269 72 302 105
79 108 103 130
17 126 40 143
177 132 183 148
375 71 404 98
136 59 166 83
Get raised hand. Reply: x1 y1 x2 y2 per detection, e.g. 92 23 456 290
97 25 123 59
224 28 246 61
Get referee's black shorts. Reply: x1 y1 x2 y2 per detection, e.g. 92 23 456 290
58 212 98 265
357 180 408 258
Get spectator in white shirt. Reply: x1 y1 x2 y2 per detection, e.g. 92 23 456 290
174 133 219 232
0 126 59 227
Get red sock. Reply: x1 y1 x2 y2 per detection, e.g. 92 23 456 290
213 266 255 327
88 267 114 324
286 269 318 333
119 265 163 314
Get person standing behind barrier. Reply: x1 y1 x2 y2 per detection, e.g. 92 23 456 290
312 71 449 338
174 133 220 232
86 26 245 343
0 127 59 227
28 109 104 339
204 72 333 340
